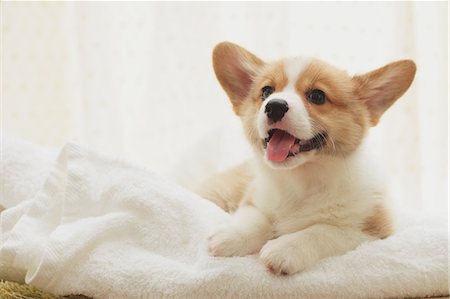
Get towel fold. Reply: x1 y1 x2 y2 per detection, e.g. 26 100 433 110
1 139 448 298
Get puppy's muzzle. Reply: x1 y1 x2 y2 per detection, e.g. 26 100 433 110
265 99 289 123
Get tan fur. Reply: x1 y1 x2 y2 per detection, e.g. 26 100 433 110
212 43 264 115
215 55 378 158
194 162 253 213
296 60 370 156
353 60 416 126
254 61 289 94
231 57 415 158
362 204 393 239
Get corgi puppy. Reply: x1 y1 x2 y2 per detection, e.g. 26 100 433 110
196 42 416 275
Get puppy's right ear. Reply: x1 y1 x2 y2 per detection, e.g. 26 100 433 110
213 42 264 114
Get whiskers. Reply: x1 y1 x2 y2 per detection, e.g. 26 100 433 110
311 121 337 156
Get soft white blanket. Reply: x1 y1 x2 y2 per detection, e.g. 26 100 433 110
0 137 448 298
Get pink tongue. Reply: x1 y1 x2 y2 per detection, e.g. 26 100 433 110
267 130 296 162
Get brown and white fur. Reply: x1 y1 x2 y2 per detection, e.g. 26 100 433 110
196 42 416 275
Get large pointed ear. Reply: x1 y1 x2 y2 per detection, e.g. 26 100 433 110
213 42 264 114
353 60 416 126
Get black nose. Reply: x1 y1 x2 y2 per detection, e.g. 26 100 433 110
264 99 289 123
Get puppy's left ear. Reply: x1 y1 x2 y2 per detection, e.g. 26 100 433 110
353 60 416 126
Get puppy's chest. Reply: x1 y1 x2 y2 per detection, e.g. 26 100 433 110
251 179 355 235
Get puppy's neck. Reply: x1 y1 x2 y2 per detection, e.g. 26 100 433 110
252 149 366 192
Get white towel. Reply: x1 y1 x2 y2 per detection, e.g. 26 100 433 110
1 140 448 298
0 134 57 210
0 135 58 283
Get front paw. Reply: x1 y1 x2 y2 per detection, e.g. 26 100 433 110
208 227 262 257
260 236 317 275
208 227 247 257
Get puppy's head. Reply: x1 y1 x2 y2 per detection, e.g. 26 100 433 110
213 42 416 169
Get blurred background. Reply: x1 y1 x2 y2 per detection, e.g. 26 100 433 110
2 2 448 217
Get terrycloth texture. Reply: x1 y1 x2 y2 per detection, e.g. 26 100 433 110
0 135 58 284
0 134 57 210
0 139 448 299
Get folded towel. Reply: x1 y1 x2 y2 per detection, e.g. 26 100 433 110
1 140 448 298
0 134 58 283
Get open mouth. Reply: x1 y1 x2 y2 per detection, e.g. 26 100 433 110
262 129 327 162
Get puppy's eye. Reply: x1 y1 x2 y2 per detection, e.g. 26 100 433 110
307 89 326 105
261 86 274 101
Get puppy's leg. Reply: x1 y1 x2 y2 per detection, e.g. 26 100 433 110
260 224 370 275
194 162 253 213
208 205 272 257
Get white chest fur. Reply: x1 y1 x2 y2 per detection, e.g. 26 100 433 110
249 146 385 236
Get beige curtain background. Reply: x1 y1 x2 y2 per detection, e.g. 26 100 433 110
2 2 448 217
